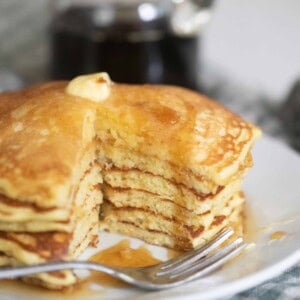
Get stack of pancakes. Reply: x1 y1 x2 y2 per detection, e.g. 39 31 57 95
0 73 261 289
96 84 260 249
0 83 102 288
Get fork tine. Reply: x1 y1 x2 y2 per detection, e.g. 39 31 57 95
166 237 246 282
157 228 233 274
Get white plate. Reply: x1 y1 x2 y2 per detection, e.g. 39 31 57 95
0 136 300 300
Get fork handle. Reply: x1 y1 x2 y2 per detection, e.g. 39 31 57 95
0 261 119 279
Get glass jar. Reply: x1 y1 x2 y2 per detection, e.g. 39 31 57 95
50 0 214 90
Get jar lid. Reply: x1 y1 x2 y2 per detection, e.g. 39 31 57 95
54 0 171 41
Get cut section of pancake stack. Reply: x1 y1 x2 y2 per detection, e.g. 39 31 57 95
96 83 261 250
0 83 103 288
0 73 261 289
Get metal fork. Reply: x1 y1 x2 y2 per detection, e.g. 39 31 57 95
0 228 246 290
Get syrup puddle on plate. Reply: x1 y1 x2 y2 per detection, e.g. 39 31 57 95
84 239 161 288
167 249 183 259
270 231 286 241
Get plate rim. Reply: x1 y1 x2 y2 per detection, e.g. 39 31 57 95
168 249 300 300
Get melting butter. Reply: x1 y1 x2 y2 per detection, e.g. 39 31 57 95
66 72 111 102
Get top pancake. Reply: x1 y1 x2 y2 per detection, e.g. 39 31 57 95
0 82 96 207
96 84 261 185
0 78 261 208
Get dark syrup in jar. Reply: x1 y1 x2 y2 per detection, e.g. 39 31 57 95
50 6 200 90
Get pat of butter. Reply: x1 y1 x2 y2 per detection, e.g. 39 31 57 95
66 72 111 103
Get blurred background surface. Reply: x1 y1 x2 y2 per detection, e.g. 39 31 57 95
1 0 300 99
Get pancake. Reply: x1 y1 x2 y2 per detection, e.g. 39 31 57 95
103 182 240 227
0 82 98 207
101 192 243 237
0 232 76 283
0 163 101 231
0 73 261 289
103 168 241 214
100 192 245 250
97 143 253 195
0 80 104 289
